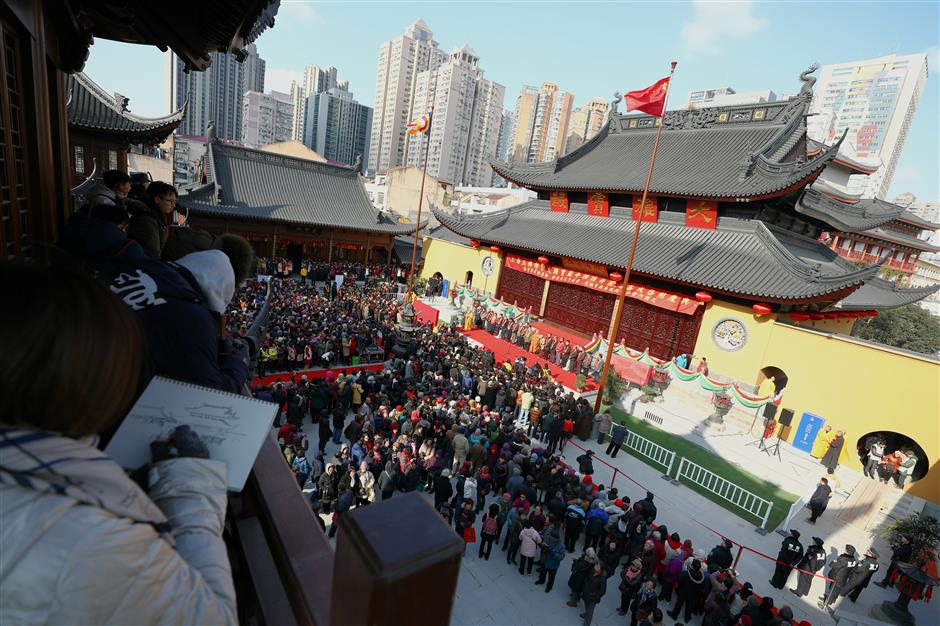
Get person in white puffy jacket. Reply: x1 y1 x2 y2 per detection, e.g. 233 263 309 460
0 264 236 625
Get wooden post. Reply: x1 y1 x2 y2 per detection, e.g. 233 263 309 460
328 231 333 263
330 492 462 626
271 225 277 258
539 279 550 317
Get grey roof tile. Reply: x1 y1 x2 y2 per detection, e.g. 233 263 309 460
835 277 940 311
432 199 879 302
67 72 184 140
491 95 836 199
795 188 905 232
182 142 420 235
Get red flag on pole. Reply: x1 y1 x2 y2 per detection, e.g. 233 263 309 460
625 77 670 117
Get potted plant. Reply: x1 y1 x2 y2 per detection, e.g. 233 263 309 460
873 513 940 626
651 364 670 393
575 373 589 392
638 385 660 404
603 370 629 404
707 390 732 424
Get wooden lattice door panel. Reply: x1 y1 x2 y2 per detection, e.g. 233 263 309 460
543 280 615 336
0 21 31 260
497 267 544 313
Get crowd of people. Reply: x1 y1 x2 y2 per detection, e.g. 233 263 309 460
242 272 874 626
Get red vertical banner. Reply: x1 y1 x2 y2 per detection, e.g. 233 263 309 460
686 199 718 229
587 192 609 217
549 190 569 212
631 195 658 222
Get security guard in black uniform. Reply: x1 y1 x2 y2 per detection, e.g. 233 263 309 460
769 529 804 589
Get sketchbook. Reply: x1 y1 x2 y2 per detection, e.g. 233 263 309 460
105 376 278 491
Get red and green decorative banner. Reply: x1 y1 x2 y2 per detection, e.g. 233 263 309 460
549 190 569 212
587 192 609 217
582 336 782 409
632 195 658 222
686 200 718 229
505 255 700 315
452 283 530 320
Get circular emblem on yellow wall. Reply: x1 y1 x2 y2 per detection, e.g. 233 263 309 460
712 318 748 352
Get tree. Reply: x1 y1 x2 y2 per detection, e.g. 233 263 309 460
882 513 940 558
852 305 940 356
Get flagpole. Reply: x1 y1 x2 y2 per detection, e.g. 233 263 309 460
594 61 677 414
406 108 433 302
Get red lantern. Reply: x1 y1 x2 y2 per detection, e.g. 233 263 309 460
695 291 713 303
789 312 809 322
537 256 549 265
823 312 839 320
752 303 772 316
809 313 824 320
470 240 480 248
609 272 623 282
868 310 879 317
490 245 500 253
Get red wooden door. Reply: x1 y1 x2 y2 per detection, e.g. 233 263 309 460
497 267 544 313
616 298 702 359
543 281 615 336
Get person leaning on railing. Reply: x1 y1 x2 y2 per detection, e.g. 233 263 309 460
0 265 236 625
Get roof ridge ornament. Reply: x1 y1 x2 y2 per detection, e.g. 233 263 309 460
799 63 820 95
609 92 622 120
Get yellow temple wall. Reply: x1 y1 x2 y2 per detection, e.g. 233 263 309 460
696 300 940 503
419 237 503 294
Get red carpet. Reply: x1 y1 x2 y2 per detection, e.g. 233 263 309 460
458 327 596 392
253 363 384 387
413 299 440 326
530 320 592 348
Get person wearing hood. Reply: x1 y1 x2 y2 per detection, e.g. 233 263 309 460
535 522 566 592
790 535 825 598
616 559 644 618
668 558 706 623
565 500 588 552
0 266 236 625
567 547 599 607
583 499 609 551
58 212 252 395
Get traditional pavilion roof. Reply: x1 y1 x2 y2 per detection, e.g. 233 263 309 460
897 210 940 230
67 72 185 144
180 141 421 235
794 188 907 232
855 226 940 253
432 200 879 303
64 0 279 72
832 277 940 311
490 92 840 200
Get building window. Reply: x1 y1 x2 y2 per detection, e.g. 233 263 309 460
840 239 851 250
108 149 118 171
895 251 904 261
74 146 84 174
869 245 879 256
853 241 865 252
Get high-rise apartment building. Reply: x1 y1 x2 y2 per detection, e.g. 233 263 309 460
807 53 929 199
242 90 294 147
167 44 265 141
508 82 574 163
404 45 505 187
494 110 513 175
303 87 373 170
370 20 448 173
290 64 344 141
565 97 609 153
685 87 779 109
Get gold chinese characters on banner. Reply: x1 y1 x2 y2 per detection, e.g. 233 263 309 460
506 255 699 315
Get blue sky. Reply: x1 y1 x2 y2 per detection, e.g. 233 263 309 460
84 0 938 200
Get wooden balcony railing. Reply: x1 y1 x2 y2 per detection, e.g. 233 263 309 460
226 436 462 626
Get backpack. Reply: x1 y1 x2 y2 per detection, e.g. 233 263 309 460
483 514 498 535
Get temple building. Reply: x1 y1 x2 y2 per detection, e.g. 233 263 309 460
421 66 940 502
67 71 185 188
179 135 422 264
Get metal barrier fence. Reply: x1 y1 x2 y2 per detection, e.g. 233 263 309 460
675 457 773 530
620 429 676 477
776 497 806 536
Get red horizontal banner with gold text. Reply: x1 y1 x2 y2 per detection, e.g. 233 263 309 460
506 255 700 315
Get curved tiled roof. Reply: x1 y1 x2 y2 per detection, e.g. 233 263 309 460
857 226 940 253
795 188 905 232
183 141 421 235
67 72 185 141
490 95 837 200
432 199 877 302
834 277 940 311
